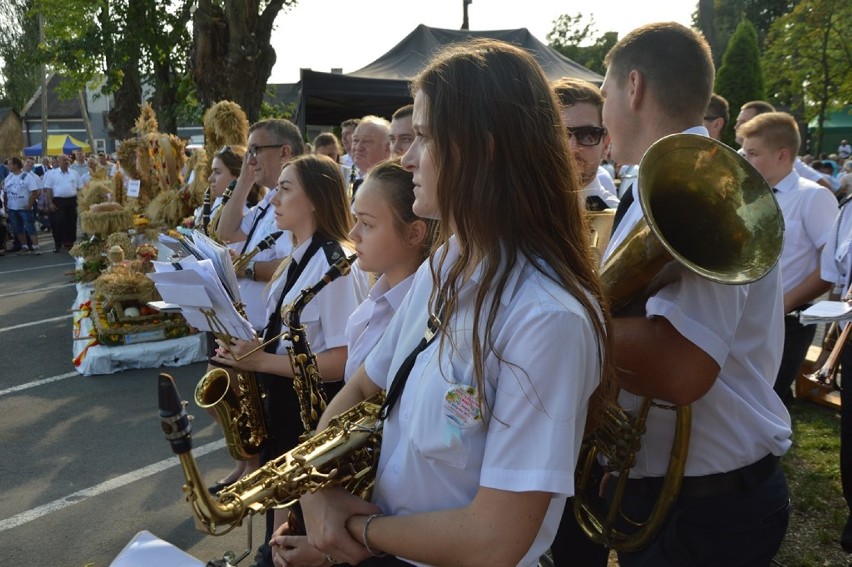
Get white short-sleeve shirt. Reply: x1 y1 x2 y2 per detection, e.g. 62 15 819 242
773 169 838 294
3 172 40 210
821 198 852 299
236 188 294 329
365 237 602 567
603 127 792 478
44 169 82 198
343 273 414 382
264 236 369 357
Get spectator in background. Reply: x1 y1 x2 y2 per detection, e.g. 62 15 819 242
43 154 83 252
98 152 115 177
739 112 838 404
350 115 391 196
314 131 352 182
839 139 851 160
704 93 730 141
3 156 41 255
838 161 852 200
735 100 833 192
69 149 89 177
339 118 360 170
389 104 415 157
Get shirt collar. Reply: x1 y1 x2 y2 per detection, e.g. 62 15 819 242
773 170 800 194
369 273 414 311
437 236 526 309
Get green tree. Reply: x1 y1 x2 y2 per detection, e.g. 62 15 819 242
191 0 298 123
714 18 765 146
762 0 852 154
0 0 42 112
546 13 616 76
694 0 798 66
33 0 193 138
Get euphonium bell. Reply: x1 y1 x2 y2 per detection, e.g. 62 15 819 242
574 133 784 551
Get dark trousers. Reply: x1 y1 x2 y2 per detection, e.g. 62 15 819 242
51 196 78 249
840 346 852 517
613 465 789 567
774 313 817 404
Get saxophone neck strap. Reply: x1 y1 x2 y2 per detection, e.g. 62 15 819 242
379 301 443 421
262 237 324 351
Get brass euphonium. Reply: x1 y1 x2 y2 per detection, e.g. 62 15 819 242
193 230 283 461
164 253 384 537
574 134 784 551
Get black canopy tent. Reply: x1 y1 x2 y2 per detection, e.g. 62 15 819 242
294 24 604 131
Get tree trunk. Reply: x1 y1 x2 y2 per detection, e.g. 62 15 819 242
108 58 142 142
191 0 290 123
698 0 717 65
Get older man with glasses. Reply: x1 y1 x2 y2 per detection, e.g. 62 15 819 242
216 118 305 328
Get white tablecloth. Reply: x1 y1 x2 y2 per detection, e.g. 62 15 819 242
72 283 206 376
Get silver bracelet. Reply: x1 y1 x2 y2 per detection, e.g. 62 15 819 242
362 513 387 557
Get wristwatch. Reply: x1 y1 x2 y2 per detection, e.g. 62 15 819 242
245 260 257 281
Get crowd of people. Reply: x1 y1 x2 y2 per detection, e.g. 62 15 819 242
5 18 852 567
0 149 118 255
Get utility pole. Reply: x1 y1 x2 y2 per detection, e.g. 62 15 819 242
39 12 48 155
462 0 472 30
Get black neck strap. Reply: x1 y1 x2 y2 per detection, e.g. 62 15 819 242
379 302 443 421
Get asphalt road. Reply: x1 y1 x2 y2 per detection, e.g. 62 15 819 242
0 233 263 567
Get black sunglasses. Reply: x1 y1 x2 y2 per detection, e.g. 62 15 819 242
566 126 607 147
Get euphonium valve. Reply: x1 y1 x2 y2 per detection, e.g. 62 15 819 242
574 134 784 551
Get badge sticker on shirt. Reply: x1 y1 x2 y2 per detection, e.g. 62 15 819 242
443 385 481 445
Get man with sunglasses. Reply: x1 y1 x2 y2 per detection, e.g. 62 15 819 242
552 77 619 213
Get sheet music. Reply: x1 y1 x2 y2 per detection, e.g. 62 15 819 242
800 300 852 325
191 230 241 302
148 259 255 340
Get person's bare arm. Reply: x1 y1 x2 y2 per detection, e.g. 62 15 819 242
612 315 720 405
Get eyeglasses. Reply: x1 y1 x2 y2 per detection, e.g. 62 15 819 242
247 144 283 159
566 126 607 147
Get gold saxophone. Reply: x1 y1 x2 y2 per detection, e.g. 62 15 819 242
165 253 383 536
160 373 383 535
193 230 284 461
573 134 784 551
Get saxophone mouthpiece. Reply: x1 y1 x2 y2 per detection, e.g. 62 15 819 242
159 373 193 454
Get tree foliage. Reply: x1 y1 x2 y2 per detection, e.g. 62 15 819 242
695 0 798 65
31 0 193 138
714 18 765 146
546 13 616 76
762 0 852 154
0 0 42 111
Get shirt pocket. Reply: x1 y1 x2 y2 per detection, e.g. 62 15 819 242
405 352 481 469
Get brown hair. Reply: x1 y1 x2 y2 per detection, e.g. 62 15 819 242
365 158 436 261
738 111 801 156
412 38 614 428
552 77 604 121
741 100 776 116
391 104 414 121
313 132 344 161
284 154 353 243
605 22 714 122
706 93 730 127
